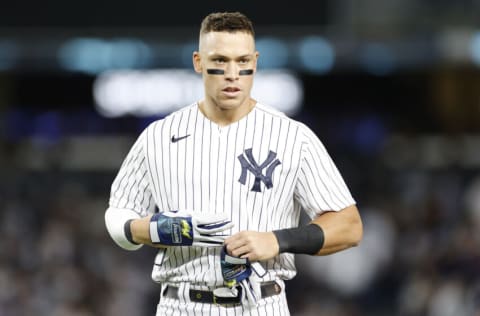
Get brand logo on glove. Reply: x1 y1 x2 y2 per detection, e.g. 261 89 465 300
180 220 193 239
224 264 247 281
172 222 182 244
171 220 193 244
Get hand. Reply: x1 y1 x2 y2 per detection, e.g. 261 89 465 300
150 210 234 247
224 231 280 261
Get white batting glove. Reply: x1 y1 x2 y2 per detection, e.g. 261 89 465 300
240 275 262 307
149 210 233 247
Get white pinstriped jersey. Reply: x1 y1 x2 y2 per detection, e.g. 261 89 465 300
109 102 355 288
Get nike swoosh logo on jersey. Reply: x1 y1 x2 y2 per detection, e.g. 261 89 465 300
171 134 191 143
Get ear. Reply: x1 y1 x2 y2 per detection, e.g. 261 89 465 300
253 51 260 73
193 51 202 74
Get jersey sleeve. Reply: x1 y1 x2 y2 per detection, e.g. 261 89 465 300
294 124 356 219
109 130 155 216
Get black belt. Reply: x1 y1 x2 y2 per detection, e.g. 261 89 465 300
163 281 282 306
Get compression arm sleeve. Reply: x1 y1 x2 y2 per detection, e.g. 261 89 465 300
272 224 325 255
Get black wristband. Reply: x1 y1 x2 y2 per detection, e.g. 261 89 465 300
272 224 325 255
124 219 139 245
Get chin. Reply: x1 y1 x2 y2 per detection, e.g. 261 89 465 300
216 99 243 110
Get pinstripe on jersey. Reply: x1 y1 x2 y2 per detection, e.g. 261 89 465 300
109 102 355 289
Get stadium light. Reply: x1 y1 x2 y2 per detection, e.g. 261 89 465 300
93 69 303 117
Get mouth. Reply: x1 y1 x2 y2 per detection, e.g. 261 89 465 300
222 87 241 97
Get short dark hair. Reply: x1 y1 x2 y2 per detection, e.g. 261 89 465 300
200 12 255 37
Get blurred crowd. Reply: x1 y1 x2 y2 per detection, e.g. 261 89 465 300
0 172 159 316
1 136 480 316
291 168 480 316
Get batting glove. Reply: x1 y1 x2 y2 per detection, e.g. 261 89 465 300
240 277 262 307
220 246 253 287
149 210 233 247
218 246 266 307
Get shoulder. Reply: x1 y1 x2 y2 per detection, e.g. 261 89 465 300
255 102 314 139
144 103 197 133
255 102 298 127
254 102 289 119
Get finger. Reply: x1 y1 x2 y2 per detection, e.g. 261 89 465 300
193 241 224 247
197 219 230 228
223 235 235 245
224 230 249 244
195 213 229 225
224 238 245 255
195 234 226 244
231 244 250 258
240 252 251 260
241 252 258 261
196 221 234 234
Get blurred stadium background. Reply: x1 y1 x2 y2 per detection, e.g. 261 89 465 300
1 1 480 315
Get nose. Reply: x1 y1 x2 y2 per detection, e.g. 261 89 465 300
224 62 239 80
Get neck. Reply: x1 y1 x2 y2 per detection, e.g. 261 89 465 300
199 99 256 126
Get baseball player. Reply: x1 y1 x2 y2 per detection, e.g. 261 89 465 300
105 11 362 315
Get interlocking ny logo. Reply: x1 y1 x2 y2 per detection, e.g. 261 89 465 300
238 148 281 192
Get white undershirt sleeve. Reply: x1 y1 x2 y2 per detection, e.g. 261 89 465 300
104 207 143 251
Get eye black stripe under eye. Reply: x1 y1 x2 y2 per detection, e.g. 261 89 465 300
206 69 254 75
239 69 254 75
207 69 224 75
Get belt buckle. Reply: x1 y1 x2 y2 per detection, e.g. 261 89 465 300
213 286 242 307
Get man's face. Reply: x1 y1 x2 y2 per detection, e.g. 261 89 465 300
193 31 258 111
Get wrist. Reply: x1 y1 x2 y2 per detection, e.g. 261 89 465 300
130 216 153 245
269 231 280 256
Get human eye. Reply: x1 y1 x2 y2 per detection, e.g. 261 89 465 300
213 57 226 64
238 58 250 65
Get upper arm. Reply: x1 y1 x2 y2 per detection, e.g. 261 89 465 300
109 129 155 216
311 204 361 229
311 204 363 253
294 124 356 219
106 128 156 250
